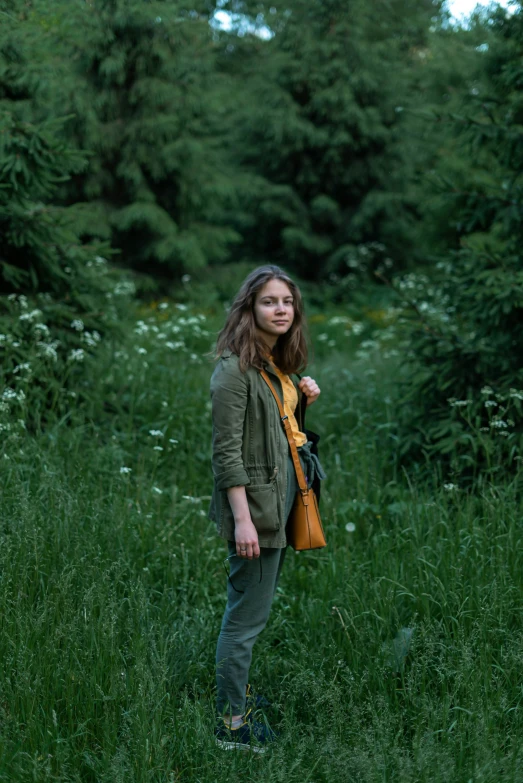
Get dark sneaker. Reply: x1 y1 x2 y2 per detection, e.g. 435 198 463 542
215 716 277 753
246 683 272 710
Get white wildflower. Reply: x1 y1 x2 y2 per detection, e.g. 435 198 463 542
481 386 493 395
153 446 164 452
328 316 350 325
317 333 328 342
443 483 458 491
490 420 508 428
134 321 149 335
19 309 42 323
82 331 100 348
175 303 188 311
152 487 163 495
136 347 147 355
345 522 356 533
120 467 132 474
509 389 523 401
33 323 50 336
2 388 17 401
448 399 472 407
37 341 58 361
71 319 84 331
13 363 31 374
352 322 364 335
113 280 136 296
181 274 191 283
485 401 497 408
158 302 169 310
68 349 85 362
149 430 164 437
169 438 179 444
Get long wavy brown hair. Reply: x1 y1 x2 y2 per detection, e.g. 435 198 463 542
215 266 309 374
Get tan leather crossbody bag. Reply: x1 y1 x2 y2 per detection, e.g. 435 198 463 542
260 370 327 551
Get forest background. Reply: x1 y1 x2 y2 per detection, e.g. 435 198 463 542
1 0 523 781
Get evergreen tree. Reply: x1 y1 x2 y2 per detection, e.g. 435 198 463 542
0 4 125 423
59 0 241 276
393 2 523 483
214 0 443 280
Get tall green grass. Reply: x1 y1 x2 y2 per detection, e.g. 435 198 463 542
1 298 522 781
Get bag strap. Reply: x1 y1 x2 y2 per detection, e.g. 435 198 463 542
260 369 308 495
296 373 307 433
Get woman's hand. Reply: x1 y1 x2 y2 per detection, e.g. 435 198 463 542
298 376 321 406
234 519 260 559
226 486 260 559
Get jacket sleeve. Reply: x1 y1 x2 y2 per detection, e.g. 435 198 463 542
210 359 250 491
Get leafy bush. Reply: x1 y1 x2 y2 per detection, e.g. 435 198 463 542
388 7 523 485
0 112 133 433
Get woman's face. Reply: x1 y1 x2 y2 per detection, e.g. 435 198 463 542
253 278 295 347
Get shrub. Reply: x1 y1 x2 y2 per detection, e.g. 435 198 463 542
0 112 132 433
388 7 523 485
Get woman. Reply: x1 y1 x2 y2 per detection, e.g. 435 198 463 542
208 265 326 753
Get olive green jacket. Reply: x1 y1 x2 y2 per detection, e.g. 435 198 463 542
208 349 304 548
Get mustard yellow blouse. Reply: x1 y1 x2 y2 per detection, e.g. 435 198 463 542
270 358 307 448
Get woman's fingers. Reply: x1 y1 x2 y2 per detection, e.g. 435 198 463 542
298 376 321 405
236 539 260 559
235 520 260 558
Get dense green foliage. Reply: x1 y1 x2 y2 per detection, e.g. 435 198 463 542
61 0 241 274
0 15 129 425
392 4 523 483
1 299 523 781
1 3 523 775
217 0 444 279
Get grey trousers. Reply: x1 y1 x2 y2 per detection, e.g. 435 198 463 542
216 449 304 716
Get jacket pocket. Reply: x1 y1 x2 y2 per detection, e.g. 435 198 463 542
246 481 280 533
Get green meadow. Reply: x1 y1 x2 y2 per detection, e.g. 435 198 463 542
1 293 522 782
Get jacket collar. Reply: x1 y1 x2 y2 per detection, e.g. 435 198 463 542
221 348 280 380
221 350 303 410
